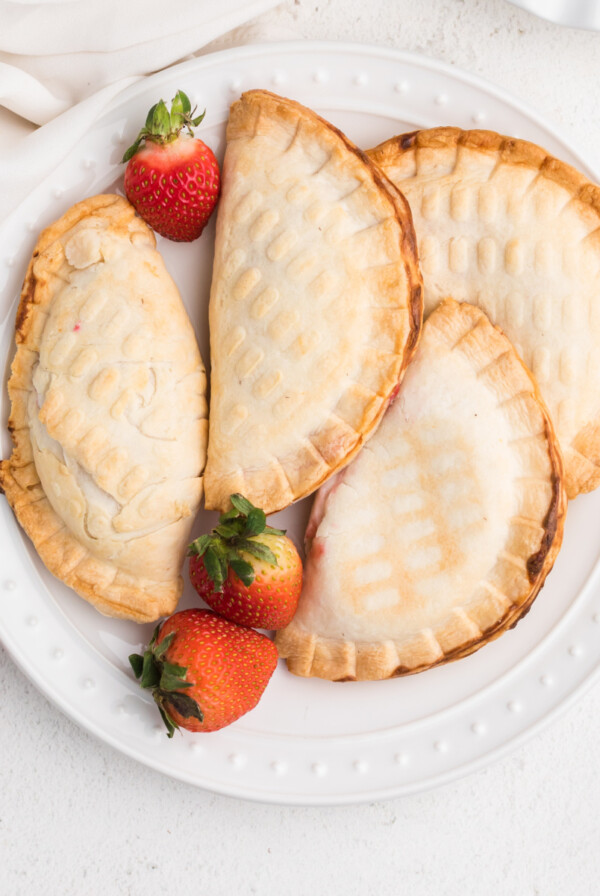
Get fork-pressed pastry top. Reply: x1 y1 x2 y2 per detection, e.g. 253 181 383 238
204 90 422 514
276 299 566 681
368 127 600 498
0 194 208 622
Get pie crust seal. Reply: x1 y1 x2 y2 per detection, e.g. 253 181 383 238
276 299 566 681
0 194 208 622
204 90 423 515
368 127 600 498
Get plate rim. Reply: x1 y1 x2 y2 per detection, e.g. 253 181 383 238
1 38 599 806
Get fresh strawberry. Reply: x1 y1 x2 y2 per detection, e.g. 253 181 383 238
122 89 220 242
188 494 303 630
129 609 277 736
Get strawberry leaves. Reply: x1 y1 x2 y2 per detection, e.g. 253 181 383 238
188 493 284 592
170 89 205 131
229 493 255 515
129 626 203 738
203 544 226 590
122 89 206 162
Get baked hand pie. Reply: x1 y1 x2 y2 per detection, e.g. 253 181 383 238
276 299 566 681
368 127 600 498
0 194 207 622
204 90 422 515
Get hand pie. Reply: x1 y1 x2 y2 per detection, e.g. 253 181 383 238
368 127 600 498
0 195 208 622
276 299 566 681
204 90 422 515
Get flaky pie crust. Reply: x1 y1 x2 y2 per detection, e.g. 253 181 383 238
276 300 566 681
204 90 422 515
0 195 207 622
368 126 600 498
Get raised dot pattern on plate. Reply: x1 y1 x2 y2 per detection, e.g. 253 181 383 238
1 43 598 805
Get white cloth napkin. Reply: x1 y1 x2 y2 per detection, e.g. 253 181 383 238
0 0 285 219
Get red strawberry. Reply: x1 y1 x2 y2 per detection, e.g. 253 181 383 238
188 494 303 630
122 89 220 242
129 609 277 736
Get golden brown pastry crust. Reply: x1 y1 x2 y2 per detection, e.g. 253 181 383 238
276 299 566 681
0 194 207 622
204 90 422 514
368 126 600 499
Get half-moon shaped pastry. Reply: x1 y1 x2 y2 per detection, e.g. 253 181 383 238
204 90 422 515
0 194 207 622
368 127 600 498
276 299 566 681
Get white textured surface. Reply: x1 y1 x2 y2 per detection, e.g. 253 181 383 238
2 0 600 892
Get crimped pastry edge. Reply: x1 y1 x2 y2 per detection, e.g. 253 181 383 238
0 194 199 623
367 126 600 498
275 299 567 681
204 90 423 515
368 126 600 211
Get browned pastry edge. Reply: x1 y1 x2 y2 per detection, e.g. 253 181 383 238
0 194 186 623
367 126 600 498
246 91 424 354
389 461 565 678
282 92 424 359
14 194 149 348
204 90 423 514
283 166 423 509
281 161 424 510
276 299 568 680
368 126 600 215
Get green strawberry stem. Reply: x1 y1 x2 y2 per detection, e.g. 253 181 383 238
122 89 206 163
188 493 285 592
129 626 203 738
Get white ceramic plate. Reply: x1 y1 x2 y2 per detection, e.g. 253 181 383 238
1 41 600 806
508 0 600 30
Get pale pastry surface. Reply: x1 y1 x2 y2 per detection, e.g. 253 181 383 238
368 127 600 498
0 194 208 622
276 300 565 681
204 90 422 515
